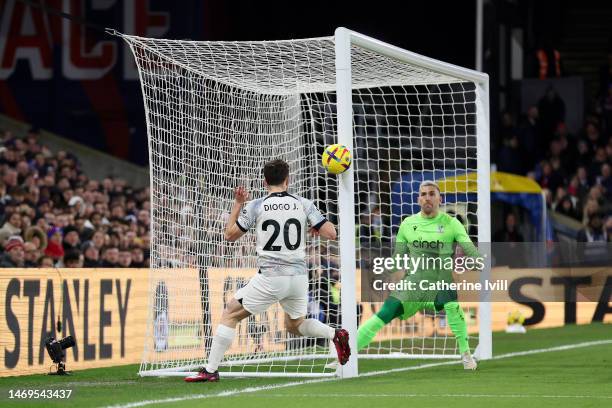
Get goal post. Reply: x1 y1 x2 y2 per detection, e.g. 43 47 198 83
335 28 491 370
335 27 359 379
112 26 491 379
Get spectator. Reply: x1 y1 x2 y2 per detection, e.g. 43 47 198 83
68 195 85 217
15 161 30 184
555 195 580 221
73 217 94 241
130 246 145 267
575 166 591 201
497 135 525 175
126 197 138 215
137 209 150 227
82 241 100 267
537 160 564 193
567 175 580 199
586 185 606 208
62 225 81 252
538 86 566 143
44 226 64 261
495 110 517 152
118 250 132 268
581 119 603 154
550 157 567 183
591 147 609 179
577 211 608 242
1 168 18 189
553 186 568 206
582 199 600 225
0 211 22 244
91 230 106 250
110 203 125 219
597 163 612 201
63 250 83 268
576 139 592 169
494 213 524 242
548 137 568 170
108 231 120 248
26 185 40 207
100 246 119 267
39 256 54 268
0 237 25 267
23 241 40 266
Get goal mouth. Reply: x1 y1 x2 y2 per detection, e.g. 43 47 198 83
115 27 490 378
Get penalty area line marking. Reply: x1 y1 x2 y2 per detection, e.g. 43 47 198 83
103 339 612 408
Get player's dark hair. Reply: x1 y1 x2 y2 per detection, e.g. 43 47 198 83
263 160 289 186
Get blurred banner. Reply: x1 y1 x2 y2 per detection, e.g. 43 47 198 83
0 268 149 377
2 266 610 376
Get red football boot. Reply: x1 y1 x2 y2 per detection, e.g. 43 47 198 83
184 367 220 382
332 329 351 365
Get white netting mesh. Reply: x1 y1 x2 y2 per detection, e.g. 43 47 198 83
120 33 485 377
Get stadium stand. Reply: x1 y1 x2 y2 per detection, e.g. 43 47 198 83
493 45 612 243
0 128 151 268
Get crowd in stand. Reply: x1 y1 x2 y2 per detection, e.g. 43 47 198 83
494 51 612 243
2 50 611 269
0 129 151 268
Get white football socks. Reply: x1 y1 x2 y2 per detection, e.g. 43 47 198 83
205 324 235 372
298 319 335 340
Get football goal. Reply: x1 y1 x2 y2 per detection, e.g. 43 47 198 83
113 27 491 379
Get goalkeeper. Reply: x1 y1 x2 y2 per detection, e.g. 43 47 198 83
357 180 481 370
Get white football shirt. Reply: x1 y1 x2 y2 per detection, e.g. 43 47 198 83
236 191 326 276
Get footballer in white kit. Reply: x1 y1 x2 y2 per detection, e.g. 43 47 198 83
185 159 351 383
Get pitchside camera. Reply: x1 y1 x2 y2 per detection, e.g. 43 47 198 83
45 336 76 375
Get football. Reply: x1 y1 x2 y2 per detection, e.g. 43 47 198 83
321 144 351 175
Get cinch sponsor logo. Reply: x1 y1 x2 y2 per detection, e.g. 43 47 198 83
412 240 444 249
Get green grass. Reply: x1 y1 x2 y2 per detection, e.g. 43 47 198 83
1 323 610 408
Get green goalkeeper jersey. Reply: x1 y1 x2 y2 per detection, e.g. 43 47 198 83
395 211 480 285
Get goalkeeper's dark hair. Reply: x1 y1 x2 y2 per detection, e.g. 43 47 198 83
263 159 289 186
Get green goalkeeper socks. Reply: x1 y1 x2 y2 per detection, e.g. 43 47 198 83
357 297 404 350
444 301 470 354
357 298 469 353
357 314 386 350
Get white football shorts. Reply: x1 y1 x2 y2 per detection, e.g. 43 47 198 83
234 273 308 319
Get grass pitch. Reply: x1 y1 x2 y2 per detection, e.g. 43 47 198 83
1 323 610 408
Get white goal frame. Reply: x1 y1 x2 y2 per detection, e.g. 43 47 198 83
115 26 492 380
334 28 491 378
334 27 493 377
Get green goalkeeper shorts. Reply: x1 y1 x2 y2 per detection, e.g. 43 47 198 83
397 289 458 320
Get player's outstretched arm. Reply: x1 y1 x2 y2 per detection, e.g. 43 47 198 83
315 221 337 240
224 186 249 241
304 197 336 240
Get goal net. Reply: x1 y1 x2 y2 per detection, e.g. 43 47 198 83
115 28 490 378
